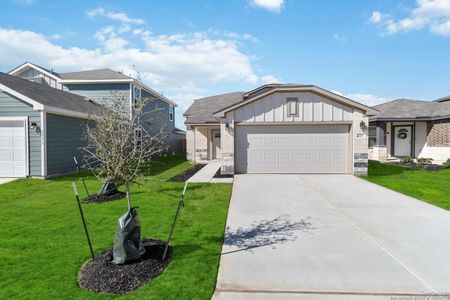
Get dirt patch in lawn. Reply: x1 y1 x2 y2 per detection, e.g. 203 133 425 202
78 238 172 294
169 164 205 182
82 191 127 204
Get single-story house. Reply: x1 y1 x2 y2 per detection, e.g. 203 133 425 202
184 84 377 176
0 72 102 178
9 62 185 154
369 96 450 163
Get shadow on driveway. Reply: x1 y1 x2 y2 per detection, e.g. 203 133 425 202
223 214 316 254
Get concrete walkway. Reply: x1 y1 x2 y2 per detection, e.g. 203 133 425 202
213 174 450 299
187 160 233 183
0 178 17 185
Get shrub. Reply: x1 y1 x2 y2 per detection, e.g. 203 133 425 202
443 159 450 169
416 157 433 165
400 156 413 164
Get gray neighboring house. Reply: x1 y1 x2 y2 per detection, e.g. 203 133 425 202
0 72 102 178
184 84 377 176
369 96 450 163
8 62 185 154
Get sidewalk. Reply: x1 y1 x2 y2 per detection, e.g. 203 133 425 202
187 160 233 183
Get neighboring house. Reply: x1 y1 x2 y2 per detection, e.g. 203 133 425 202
184 84 377 176
8 62 185 154
0 72 102 178
369 97 450 163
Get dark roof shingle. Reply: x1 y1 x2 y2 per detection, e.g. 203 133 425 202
0 72 102 116
59 68 132 80
371 98 450 121
184 92 244 124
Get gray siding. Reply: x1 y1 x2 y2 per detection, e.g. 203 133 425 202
0 91 41 176
140 90 183 153
46 113 87 176
63 83 130 113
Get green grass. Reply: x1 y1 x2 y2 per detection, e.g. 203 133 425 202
0 155 232 300
362 160 450 210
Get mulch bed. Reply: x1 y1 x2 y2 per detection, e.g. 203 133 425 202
388 162 445 171
78 238 172 295
82 191 127 204
169 164 205 182
213 169 234 179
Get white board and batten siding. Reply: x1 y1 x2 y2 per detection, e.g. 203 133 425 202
233 92 354 124
231 92 354 174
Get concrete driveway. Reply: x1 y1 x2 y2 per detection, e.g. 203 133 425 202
213 175 450 299
0 178 17 185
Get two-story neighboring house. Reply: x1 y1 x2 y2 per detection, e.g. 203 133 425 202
9 62 185 153
0 62 184 179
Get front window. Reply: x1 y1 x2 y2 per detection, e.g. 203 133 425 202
133 86 142 109
169 105 174 122
286 97 299 117
369 125 376 147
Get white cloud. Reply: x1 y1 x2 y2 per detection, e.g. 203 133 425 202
250 0 284 12
0 27 277 125
86 7 145 24
260 75 281 83
332 33 347 42
333 91 389 107
15 0 37 4
370 0 450 36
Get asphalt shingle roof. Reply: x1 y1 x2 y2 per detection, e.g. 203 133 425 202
59 68 132 80
0 72 102 115
371 98 450 121
184 92 244 124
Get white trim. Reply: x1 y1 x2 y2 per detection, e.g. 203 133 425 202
9 62 61 82
59 78 134 84
24 117 30 177
214 86 377 118
235 121 354 126
0 84 44 110
129 83 133 116
43 106 93 120
0 116 29 177
40 111 47 177
133 81 177 107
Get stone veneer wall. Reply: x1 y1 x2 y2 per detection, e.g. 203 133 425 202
353 110 369 176
427 120 450 147
220 112 235 174
186 126 209 162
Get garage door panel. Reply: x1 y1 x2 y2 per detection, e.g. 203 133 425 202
0 120 27 177
236 125 349 174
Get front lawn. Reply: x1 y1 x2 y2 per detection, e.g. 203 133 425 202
0 155 232 299
363 160 450 210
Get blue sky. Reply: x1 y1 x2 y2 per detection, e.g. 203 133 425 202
1 0 450 128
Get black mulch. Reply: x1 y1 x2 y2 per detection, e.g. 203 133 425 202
213 168 234 179
78 238 172 295
388 162 445 171
82 192 127 204
169 164 205 182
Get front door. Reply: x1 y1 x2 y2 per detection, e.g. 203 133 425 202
394 126 412 157
212 130 221 159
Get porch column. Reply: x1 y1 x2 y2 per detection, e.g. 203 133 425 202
375 121 386 145
371 121 388 161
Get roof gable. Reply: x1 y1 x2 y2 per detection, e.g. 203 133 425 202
214 85 378 118
0 72 102 119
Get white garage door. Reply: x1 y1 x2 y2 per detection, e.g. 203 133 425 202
235 125 349 174
0 120 27 177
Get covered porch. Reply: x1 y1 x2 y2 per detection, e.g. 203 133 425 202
369 121 428 161
186 124 222 163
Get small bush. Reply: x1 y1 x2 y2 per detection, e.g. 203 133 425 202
400 156 413 164
443 158 450 169
417 157 433 165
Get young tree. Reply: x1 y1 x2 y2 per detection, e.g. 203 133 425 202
82 91 168 209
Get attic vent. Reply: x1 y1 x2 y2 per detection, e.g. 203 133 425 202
286 97 299 117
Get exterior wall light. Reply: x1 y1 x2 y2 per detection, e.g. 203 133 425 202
360 121 367 130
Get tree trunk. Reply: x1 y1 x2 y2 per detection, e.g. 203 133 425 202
126 182 131 211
